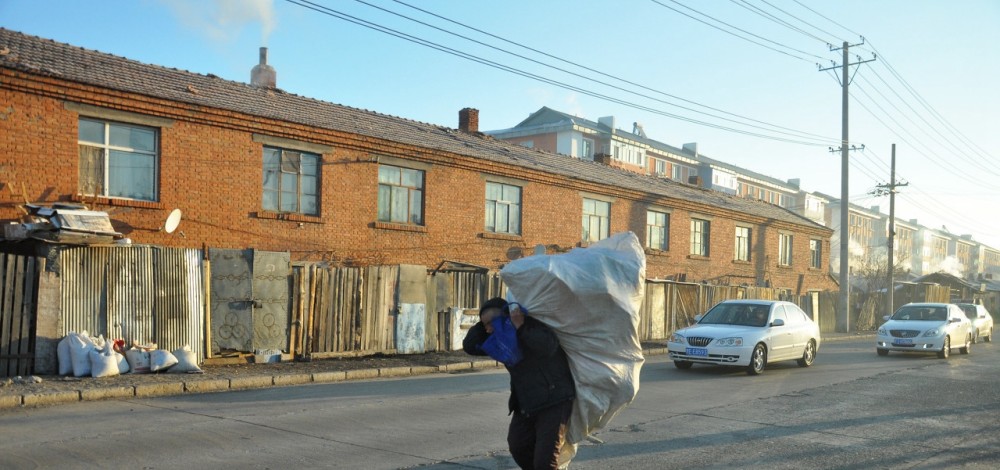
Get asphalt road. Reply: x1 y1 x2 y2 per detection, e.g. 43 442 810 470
0 338 997 469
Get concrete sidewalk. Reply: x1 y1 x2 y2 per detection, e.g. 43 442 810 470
0 332 874 411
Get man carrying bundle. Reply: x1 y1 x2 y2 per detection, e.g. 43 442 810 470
463 297 576 470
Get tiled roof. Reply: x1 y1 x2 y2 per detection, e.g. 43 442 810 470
0 28 827 231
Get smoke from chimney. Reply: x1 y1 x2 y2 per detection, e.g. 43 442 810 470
251 47 276 88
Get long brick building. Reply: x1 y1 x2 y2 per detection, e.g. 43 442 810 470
0 29 835 293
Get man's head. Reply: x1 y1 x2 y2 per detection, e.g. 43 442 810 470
479 297 508 332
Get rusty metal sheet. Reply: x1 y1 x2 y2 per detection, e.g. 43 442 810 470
251 250 289 352
209 248 253 352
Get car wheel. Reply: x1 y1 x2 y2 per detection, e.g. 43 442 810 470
746 343 766 375
937 336 950 359
876 348 889 356
674 360 693 370
960 334 972 355
986 328 993 343
797 340 817 367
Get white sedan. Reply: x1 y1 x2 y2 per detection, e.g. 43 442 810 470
957 303 993 343
876 303 973 358
667 300 821 375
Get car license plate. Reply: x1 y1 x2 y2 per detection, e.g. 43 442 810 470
893 338 913 345
686 347 708 357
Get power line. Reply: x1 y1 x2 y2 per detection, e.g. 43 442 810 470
851 84 995 186
730 0 834 45
361 0 838 143
861 69 1000 175
790 0 862 39
867 40 1000 170
387 0 835 143
284 0 836 146
648 0 825 62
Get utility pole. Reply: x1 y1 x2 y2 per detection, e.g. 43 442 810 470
873 144 908 317
819 40 876 333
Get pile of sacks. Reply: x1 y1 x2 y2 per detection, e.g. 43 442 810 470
57 331 202 378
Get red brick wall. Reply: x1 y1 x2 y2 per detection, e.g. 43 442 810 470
0 69 836 292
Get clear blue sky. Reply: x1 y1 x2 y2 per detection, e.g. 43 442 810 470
3 0 998 251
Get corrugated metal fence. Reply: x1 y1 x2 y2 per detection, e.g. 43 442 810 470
0 254 38 377
59 246 205 360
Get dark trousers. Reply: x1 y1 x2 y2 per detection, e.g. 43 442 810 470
507 399 573 470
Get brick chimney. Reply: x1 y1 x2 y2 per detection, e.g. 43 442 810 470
459 108 479 133
251 47 276 88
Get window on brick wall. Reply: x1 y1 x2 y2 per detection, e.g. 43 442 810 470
78 118 158 201
646 210 669 250
378 165 424 225
582 198 610 243
779 233 794 266
810 239 822 269
690 219 710 256
485 182 521 235
262 147 319 215
735 226 751 261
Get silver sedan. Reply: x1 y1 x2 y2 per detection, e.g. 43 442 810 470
667 300 821 375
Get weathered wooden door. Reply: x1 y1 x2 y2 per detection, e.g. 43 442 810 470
209 249 289 353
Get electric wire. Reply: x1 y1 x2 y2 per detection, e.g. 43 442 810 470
285 0 835 146
648 0 825 62
850 84 994 187
868 40 999 168
862 69 1000 176
754 0 845 44
351 0 837 143
388 0 837 142
730 0 834 45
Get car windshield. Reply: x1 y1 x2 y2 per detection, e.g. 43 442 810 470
891 306 947 321
699 303 769 327
957 305 980 320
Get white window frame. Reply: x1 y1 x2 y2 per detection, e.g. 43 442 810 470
582 198 610 243
810 239 822 268
262 146 320 215
690 218 710 256
779 233 794 266
485 181 522 235
735 226 751 261
78 117 159 201
646 210 669 251
378 164 424 225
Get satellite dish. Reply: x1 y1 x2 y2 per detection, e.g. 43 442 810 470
163 209 182 234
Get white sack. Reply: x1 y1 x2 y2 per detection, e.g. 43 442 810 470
57 332 80 376
115 352 130 374
150 349 178 372
68 332 96 377
168 345 202 373
125 349 152 374
89 346 120 378
500 232 646 456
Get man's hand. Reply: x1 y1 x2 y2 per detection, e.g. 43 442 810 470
509 304 525 329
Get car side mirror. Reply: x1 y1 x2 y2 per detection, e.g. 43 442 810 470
694 314 703 322
883 315 891 321
771 318 785 327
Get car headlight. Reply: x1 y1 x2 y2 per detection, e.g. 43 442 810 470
668 333 685 344
715 337 743 347
877 326 886 335
922 328 942 337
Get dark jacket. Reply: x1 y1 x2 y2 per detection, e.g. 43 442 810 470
464 315 575 416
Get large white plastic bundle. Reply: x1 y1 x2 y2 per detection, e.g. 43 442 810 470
89 345 120 378
68 332 97 377
500 232 646 461
57 332 83 376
